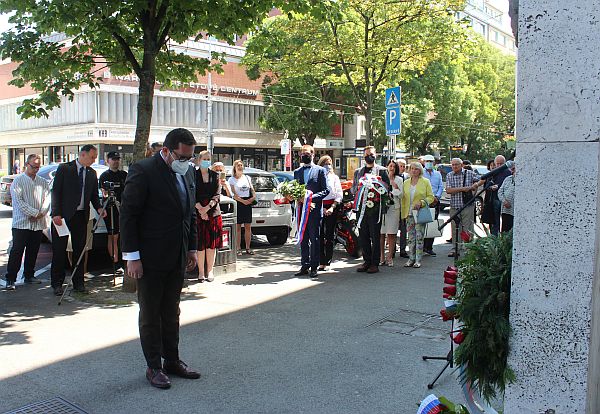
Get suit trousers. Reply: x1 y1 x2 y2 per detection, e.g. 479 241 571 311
423 204 441 251
359 212 382 267
398 218 407 253
319 209 337 266
6 229 43 283
300 209 321 270
137 268 185 369
51 210 88 289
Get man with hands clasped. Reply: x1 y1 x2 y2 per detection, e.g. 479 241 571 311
120 128 200 390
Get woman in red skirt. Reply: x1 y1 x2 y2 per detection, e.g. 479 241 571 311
195 150 223 282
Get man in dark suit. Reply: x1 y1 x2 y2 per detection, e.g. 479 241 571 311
51 144 105 296
351 146 390 274
120 128 200 390
293 145 329 279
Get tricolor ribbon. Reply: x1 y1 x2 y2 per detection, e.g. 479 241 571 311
417 394 444 414
295 190 314 244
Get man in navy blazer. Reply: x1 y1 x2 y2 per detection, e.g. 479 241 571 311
293 145 329 279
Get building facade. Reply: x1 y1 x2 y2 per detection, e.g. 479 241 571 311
0 37 359 176
459 0 517 55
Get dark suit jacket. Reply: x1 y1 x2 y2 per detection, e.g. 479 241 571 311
51 160 101 220
120 153 197 273
293 164 330 212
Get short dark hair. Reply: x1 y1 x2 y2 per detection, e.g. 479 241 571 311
80 144 97 153
150 142 163 150
26 154 40 164
164 128 196 151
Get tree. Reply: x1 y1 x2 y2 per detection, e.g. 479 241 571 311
242 0 466 148
399 35 516 161
0 0 309 160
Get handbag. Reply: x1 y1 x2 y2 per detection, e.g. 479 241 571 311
425 218 444 238
462 172 474 205
412 202 434 224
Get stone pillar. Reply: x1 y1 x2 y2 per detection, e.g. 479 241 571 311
505 2 600 413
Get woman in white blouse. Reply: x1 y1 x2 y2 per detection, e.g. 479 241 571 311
317 155 343 271
380 160 403 267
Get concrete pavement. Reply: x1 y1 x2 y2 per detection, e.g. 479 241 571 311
0 216 467 413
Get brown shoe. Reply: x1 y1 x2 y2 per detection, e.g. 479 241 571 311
163 360 201 379
146 368 171 389
356 263 370 273
366 265 379 274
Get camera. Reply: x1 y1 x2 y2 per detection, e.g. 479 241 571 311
101 181 121 191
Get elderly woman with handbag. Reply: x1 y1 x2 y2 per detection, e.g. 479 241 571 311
401 162 434 268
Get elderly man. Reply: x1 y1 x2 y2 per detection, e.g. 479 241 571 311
422 155 443 256
445 158 479 257
487 155 512 235
4 154 50 290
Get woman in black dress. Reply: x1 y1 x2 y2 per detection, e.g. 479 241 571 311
195 151 223 282
228 159 256 255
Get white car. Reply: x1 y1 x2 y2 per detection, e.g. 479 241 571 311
225 166 292 245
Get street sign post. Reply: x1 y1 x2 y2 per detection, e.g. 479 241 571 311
385 86 401 137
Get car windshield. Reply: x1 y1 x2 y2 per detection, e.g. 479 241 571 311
250 175 279 192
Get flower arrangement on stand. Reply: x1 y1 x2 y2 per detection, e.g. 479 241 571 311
274 180 306 200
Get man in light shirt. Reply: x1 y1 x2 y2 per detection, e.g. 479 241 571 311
4 154 50 290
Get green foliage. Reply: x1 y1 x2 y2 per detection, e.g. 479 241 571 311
400 34 515 161
454 231 516 403
243 0 467 146
438 396 471 414
0 0 313 159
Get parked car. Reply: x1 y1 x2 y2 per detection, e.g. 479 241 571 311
0 174 16 206
271 171 294 184
225 166 292 246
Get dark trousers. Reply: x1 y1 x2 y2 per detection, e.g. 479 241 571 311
137 268 184 369
423 204 440 251
319 208 337 266
491 200 501 236
501 213 514 233
359 213 382 266
51 210 88 289
300 210 321 270
6 228 43 283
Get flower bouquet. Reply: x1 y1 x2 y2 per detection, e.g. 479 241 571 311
274 180 306 201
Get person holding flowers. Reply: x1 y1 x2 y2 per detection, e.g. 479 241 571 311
351 146 390 274
401 162 434 268
291 145 329 279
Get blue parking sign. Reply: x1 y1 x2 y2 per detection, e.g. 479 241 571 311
386 107 401 136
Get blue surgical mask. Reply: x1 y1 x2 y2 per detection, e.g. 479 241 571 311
425 162 434 170
200 160 211 169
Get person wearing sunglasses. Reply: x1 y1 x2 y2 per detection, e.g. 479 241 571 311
4 154 50 290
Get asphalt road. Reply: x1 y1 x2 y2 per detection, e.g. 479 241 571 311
0 204 471 413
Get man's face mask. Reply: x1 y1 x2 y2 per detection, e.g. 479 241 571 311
425 161 434 170
365 154 375 164
300 153 313 164
169 151 191 175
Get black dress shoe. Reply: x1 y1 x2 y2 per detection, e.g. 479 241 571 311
294 268 309 277
163 360 201 379
356 263 370 273
146 368 171 389
53 287 64 296
24 277 42 284
309 270 318 279
424 249 437 256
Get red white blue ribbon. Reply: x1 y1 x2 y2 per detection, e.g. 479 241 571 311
295 190 313 244
417 394 444 414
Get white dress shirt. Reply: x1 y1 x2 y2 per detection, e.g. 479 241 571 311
323 173 343 203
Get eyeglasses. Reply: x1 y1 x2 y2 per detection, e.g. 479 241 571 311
27 163 40 170
170 151 193 162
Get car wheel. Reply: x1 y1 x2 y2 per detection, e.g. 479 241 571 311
267 229 289 246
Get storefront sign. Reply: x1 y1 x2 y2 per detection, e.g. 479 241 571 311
327 139 344 149
280 139 290 155
342 149 356 156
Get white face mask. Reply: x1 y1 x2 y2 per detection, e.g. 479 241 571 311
324 164 333 172
169 152 190 175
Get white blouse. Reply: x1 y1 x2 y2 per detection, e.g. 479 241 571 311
323 173 343 203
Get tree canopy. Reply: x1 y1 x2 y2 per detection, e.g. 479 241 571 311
243 0 467 147
0 0 311 159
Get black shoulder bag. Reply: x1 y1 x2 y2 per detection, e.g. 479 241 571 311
462 172 475 205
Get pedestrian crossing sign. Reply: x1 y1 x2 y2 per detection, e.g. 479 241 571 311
385 86 401 109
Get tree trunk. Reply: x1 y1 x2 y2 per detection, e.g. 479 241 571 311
133 73 156 162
